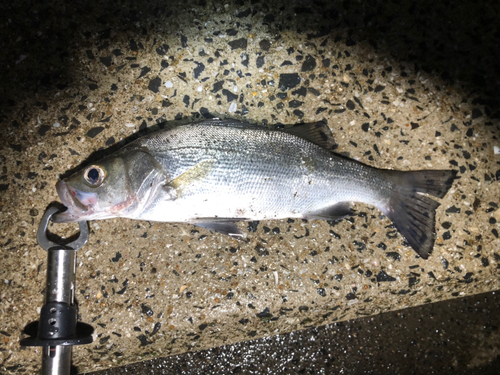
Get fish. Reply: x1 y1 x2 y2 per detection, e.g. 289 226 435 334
54 118 457 259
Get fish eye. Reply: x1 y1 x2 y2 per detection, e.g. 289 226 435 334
84 165 105 186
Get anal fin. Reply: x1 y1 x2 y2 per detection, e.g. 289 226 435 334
306 202 354 221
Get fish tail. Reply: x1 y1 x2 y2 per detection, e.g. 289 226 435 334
380 169 458 259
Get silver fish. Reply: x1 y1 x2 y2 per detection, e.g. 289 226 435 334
54 119 456 259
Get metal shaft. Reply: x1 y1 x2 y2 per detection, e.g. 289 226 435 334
42 248 76 375
41 346 72 375
45 248 76 304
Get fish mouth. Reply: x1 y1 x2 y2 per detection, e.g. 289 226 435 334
53 180 95 223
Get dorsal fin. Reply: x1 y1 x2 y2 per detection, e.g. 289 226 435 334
198 118 249 128
197 118 337 150
280 120 337 150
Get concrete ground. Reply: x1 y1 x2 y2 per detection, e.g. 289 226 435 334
1 0 499 373
86 289 500 375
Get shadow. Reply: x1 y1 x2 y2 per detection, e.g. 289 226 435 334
1 0 500 125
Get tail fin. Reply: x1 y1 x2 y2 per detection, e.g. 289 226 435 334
379 170 457 259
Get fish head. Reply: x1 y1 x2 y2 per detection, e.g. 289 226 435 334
54 149 163 222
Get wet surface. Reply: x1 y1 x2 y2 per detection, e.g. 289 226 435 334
86 289 500 375
1 0 499 373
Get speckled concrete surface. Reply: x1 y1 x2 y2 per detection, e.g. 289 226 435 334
86 289 500 375
1 0 499 373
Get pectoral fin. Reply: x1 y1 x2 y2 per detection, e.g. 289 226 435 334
165 159 215 197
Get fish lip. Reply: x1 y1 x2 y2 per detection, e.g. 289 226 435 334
54 180 92 222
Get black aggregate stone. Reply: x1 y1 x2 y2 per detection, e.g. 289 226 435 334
292 87 307 97
129 39 138 51
442 258 449 269
148 77 162 93
241 53 249 67
256 55 264 68
193 62 205 79
256 307 272 318
446 205 461 214
138 66 151 78
278 73 301 91
386 252 401 261
181 35 188 48
212 81 224 93
293 109 304 118
346 293 356 300
156 44 169 55
99 56 112 67
87 127 104 138
248 221 259 232
301 55 316 71
38 125 50 136
141 304 154 317
442 221 452 229
228 38 248 50
137 334 152 346
222 89 238 102
376 270 396 282
259 40 270 51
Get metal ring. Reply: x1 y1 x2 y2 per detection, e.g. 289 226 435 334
37 206 89 251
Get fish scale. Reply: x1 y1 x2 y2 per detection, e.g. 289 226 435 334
134 123 375 222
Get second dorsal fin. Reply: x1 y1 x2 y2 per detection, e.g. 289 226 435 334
280 120 337 150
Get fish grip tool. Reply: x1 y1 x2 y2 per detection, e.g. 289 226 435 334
21 206 94 375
